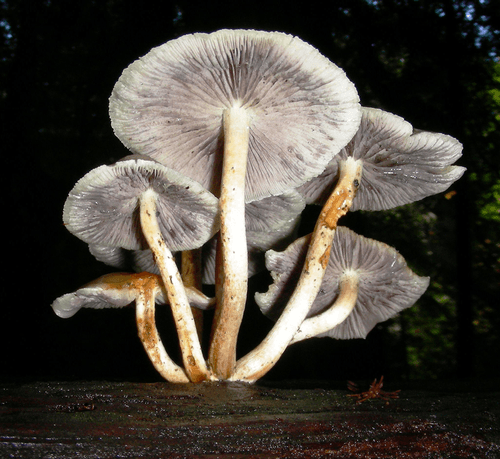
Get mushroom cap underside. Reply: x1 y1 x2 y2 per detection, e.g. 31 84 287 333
91 191 305 284
63 156 220 251
298 107 465 211
51 272 214 318
256 226 430 339
110 29 361 202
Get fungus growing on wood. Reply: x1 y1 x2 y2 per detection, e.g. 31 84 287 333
230 156 363 382
63 155 219 382
110 29 361 378
52 272 213 383
52 29 465 384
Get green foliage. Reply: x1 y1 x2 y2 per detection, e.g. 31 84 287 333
478 179 500 222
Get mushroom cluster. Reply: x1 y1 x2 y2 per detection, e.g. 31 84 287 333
52 29 465 383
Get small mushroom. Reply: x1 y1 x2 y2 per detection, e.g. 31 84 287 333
298 107 466 210
87 244 209 342
255 227 429 345
63 155 219 382
51 272 214 383
230 156 363 382
110 29 361 378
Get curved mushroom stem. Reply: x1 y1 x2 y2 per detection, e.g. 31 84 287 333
209 104 250 379
135 273 190 383
230 157 363 382
140 188 213 383
290 271 359 344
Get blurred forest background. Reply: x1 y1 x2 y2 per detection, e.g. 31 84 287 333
2 0 499 384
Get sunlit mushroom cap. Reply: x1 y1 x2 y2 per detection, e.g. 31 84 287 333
51 272 214 319
110 29 361 201
201 191 305 283
63 155 220 251
298 107 466 210
256 226 430 339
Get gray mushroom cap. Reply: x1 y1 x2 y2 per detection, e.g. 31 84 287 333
298 107 466 211
52 273 143 319
63 155 220 251
88 244 130 269
113 190 306 283
88 244 168 274
256 226 430 339
52 272 214 319
243 190 305 233
109 29 361 201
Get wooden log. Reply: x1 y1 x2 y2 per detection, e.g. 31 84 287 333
1 380 498 458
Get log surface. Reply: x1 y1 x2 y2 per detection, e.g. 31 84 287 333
1 379 499 458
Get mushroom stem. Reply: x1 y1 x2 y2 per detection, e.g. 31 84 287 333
209 104 250 379
135 273 190 383
230 157 363 382
140 188 212 383
181 249 204 341
290 271 360 344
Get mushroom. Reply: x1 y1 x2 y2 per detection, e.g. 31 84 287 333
225 106 462 380
109 29 361 378
231 107 464 381
298 107 466 210
230 156 363 382
63 155 219 382
255 227 430 346
87 244 207 342
51 272 214 383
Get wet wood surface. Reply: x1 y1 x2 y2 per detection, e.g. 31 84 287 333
1 379 499 458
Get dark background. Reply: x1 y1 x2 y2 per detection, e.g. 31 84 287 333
2 0 499 384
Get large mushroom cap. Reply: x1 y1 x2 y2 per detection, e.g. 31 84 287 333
63 155 220 251
257 226 430 339
298 107 466 210
110 29 361 201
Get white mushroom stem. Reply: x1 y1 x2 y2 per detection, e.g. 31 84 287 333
230 157 363 382
290 271 360 344
135 274 190 383
209 104 250 379
140 188 212 383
